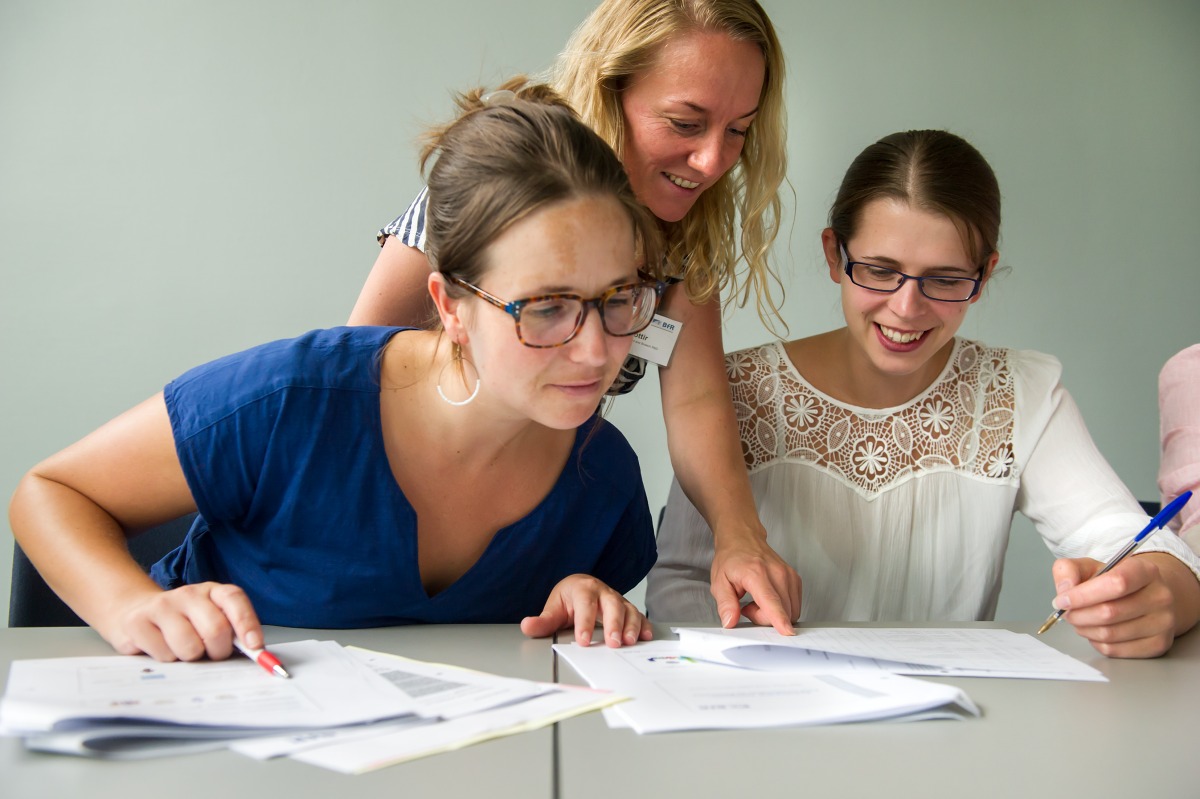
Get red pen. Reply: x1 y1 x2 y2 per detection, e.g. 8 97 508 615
233 638 291 678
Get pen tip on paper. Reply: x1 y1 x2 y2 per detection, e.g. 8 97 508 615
273 664 291 679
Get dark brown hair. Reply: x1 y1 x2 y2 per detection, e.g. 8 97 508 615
829 130 1001 267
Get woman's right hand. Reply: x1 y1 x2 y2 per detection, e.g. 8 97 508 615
1050 553 1200 658
103 582 265 663
9 392 263 663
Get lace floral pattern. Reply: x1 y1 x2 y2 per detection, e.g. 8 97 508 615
729 340 1018 496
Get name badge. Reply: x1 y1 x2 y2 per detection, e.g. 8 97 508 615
628 314 684 367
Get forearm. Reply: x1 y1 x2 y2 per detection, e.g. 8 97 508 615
654 293 800 629
661 361 801 629
347 236 436 326
663 385 764 543
10 472 164 631
656 293 762 544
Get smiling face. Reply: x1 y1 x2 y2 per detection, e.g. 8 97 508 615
824 198 997 404
619 30 765 223
453 193 640 429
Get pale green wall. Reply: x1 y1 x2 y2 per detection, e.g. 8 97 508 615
3 0 1197 625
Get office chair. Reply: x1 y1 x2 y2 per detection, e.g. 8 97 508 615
8 513 197 627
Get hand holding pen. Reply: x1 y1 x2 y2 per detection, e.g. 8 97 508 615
1036 489 1195 652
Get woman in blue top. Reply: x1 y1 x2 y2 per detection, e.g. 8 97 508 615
10 83 663 662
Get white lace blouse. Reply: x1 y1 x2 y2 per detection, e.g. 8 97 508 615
646 338 1200 622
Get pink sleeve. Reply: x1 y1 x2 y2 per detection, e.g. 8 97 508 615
1159 344 1200 538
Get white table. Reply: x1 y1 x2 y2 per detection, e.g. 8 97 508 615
5 622 1198 799
1 624 554 799
556 622 1200 799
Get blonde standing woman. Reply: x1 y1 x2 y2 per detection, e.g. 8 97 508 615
351 0 801 633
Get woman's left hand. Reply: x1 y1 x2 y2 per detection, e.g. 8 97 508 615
1051 553 1200 658
521 575 654 647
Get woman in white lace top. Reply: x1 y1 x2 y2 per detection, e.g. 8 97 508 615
647 130 1200 657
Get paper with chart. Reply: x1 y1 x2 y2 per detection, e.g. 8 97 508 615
2 640 620 767
230 647 622 773
347 646 554 718
283 685 622 774
673 627 1107 681
0 639 429 759
554 640 978 734
0 640 417 737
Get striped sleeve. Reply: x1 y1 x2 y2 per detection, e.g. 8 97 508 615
375 186 429 252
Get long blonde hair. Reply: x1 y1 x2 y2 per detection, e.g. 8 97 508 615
552 0 787 324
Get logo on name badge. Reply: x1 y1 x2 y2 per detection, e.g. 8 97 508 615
628 314 683 367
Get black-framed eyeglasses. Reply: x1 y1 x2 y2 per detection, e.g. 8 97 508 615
450 277 666 348
841 244 982 303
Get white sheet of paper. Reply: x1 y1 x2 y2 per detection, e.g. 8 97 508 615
229 647 554 761
1 640 416 737
286 686 622 774
346 647 553 719
554 640 977 734
674 627 1107 681
4 640 618 767
23 723 279 760
230 647 622 772
230 716 435 761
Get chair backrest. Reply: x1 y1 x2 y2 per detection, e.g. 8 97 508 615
8 514 197 627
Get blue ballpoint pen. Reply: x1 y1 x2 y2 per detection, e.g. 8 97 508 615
1037 490 1194 634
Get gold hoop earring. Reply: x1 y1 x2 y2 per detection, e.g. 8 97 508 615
436 343 480 407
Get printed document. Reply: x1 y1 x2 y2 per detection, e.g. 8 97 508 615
1 640 415 737
674 627 1107 681
281 686 620 774
1 640 616 767
0 640 425 758
230 647 621 773
554 640 978 734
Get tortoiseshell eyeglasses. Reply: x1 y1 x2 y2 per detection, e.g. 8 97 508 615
450 277 666 348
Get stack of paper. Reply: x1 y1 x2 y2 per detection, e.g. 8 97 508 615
555 640 978 734
553 627 1106 734
236 646 619 774
0 640 618 773
673 627 1108 680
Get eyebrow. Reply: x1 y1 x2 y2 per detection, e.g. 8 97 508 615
855 255 977 275
679 101 760 120
531 275 640 295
